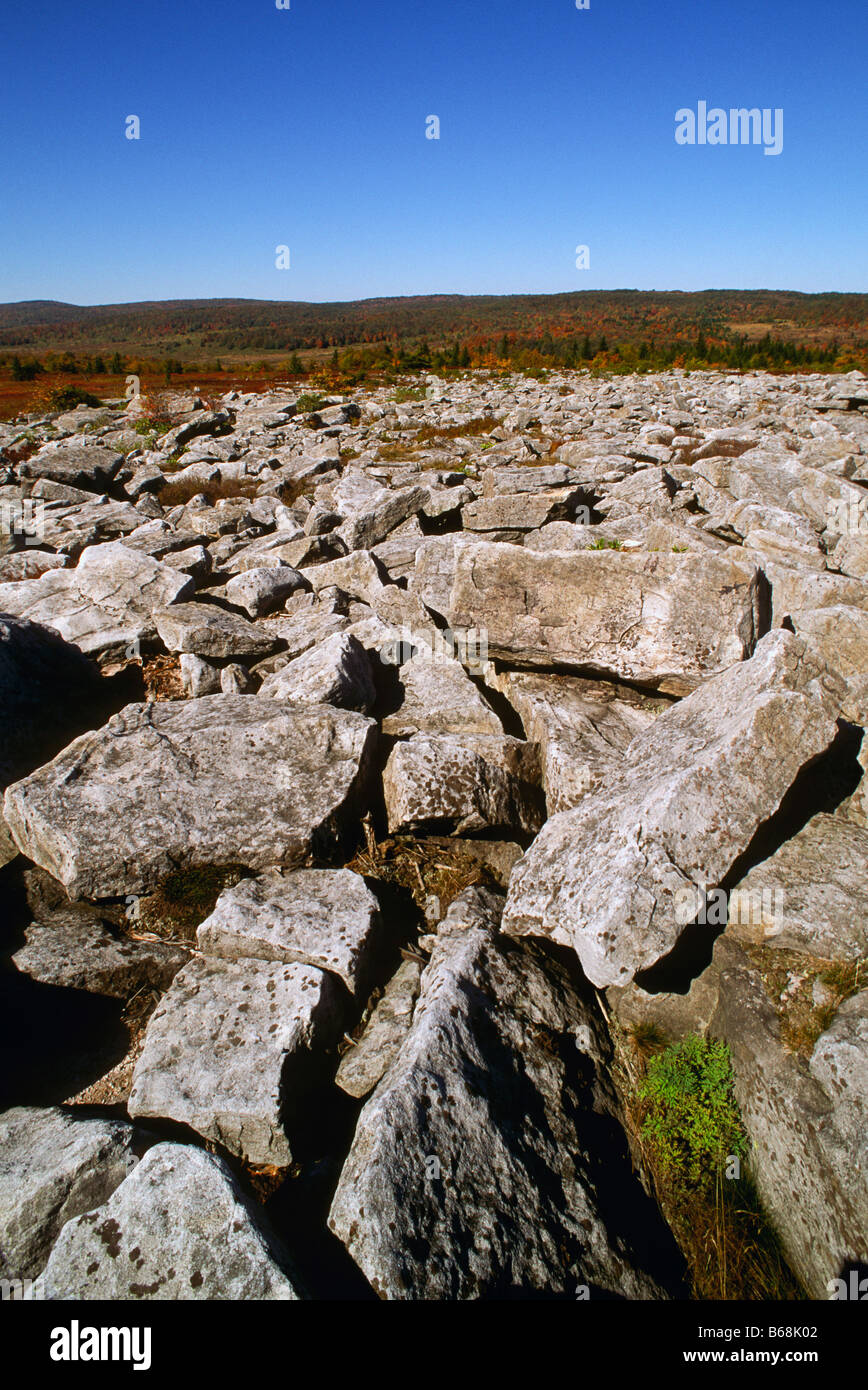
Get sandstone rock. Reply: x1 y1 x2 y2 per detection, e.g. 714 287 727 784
383 733 543 835
711 939 868 1298
4 697 377 898
790 605 868 724
225 565 307 619
179 652 220 695
381 652 502 737
0 542 194 661
197 869 383 996
444 543 766 694
258 631 375 712
728 812 868 960
128 956 343 1164
329 910 683 1298
503 631 847 986
42 1143 300 1300
154 601 280 660
19 443 122 492
493 670 662 812
0 551 68 582
335 959 422 1098
11 908 189 999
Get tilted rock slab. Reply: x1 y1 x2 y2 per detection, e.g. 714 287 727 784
4 696 377 899
491 669 663 813
503 631 847 986
329 896 683 1299
0 1107 141 1281
0 541 194 662
258 631 376 712
153 601 280 660
128 956 344 1165
43 1143 300 1300
12 907 188 999
335 958 422 1098
439 541 766 694
197 868 383 996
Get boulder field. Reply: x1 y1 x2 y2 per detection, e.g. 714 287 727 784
1 367 867 1299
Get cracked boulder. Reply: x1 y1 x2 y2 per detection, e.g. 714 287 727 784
4 697 377 898
503 630 847 986
329 894 684 1299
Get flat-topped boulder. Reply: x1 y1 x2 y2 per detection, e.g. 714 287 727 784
423 542 766 694
4 696 377 898
128 956 344 1164
19 442 123 492
197 868 383 996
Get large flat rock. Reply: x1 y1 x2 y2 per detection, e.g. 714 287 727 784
12 907 189 998
4 696 377 899
431 541 766 694
128 956 344 1165
503 631 847 986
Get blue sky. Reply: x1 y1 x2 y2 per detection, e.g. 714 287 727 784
0 0 865 303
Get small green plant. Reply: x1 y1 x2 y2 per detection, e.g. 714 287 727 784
672 543 689 552
589 536 622 550
640 1035 746 1189
296 392 329 414
392 386 426 403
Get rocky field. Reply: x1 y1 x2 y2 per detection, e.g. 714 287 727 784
1 366 867 1300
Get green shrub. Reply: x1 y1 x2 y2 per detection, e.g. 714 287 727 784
296 392 329 414
640 1035 746 1189
48 385 103 411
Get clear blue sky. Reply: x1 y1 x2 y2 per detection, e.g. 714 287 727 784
0 0 865 304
